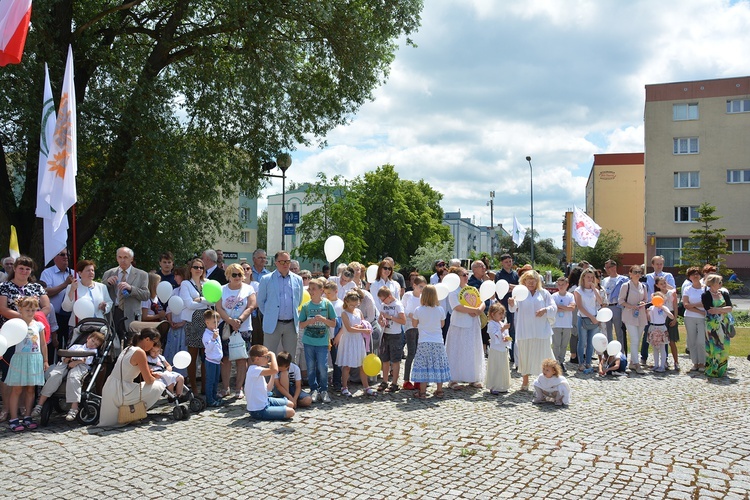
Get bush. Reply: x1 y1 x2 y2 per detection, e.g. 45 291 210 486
534 264 564 283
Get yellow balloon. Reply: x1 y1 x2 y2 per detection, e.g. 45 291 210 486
298 289 311 312
362 353 382 377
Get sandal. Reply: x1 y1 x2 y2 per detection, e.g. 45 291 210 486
434 390 445 398
364 387 378 396
23 416 38 430
448 382 461 390
520 384 529 391
414 392 427 399
470 382 483 388
377 382 388 392
66 409 78 422
8 418 25 432
341 387 352 397
386 383 400 393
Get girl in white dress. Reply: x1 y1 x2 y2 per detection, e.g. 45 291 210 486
333 291 377 397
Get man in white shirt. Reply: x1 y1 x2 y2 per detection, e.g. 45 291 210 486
600 260 629 347
40 249 74 356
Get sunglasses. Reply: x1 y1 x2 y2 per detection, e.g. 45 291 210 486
277 260 291 265
436 263 445 267
231 273 242 278
192 266 204 270
631 270 642 274
382 267 392 271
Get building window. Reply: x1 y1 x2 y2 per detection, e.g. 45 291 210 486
726 99 750 113
673 103 698 121
240 231 250 244
727 169 750 183
673 171 699 188
240 207 249 221
673 137 699 155
728 239 749 253
674 206 699 223
239 189 248 197
655 237 692 267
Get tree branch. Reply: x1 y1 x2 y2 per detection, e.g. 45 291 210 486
74 0 147 37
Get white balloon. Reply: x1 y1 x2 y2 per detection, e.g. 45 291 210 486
172 350 192 370
366 264 379 283
495 279 509 299
73 298 96 319
592 333 608 353
442 273 460 292
324 235 345 263
480 281 496 302
607 340 622 356
0 335 7 357
168 295 184 315
0 318 27 347
434 283 449 301
156 281 173 303
512 285 529 302
596 307 613 323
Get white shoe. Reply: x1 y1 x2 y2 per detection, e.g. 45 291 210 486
310 390 320 403
31 405 42 419
635 364 646 375
321 391 331 403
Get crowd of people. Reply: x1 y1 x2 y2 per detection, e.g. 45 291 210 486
0 247 739 430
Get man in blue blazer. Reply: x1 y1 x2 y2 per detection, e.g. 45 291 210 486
256 251 304 360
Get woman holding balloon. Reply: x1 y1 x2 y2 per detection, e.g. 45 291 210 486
179 258 209 395
508 270 556 391
163 267 188 376
445 267 485 389
61 260 113 325
574 268 603 371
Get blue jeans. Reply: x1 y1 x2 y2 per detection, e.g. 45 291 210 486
330 335 342 389
204 360 221 405
249 397 289 420
303 344 329 393
577 317 600 367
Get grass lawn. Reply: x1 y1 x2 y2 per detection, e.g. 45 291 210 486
674 326 749 357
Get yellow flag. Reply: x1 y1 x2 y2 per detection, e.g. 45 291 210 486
9 225 20 258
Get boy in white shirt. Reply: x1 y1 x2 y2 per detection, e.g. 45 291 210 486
245 345 295 420
272 351 313 408
376 287 406 392
202 310 224 407
551 278 575 372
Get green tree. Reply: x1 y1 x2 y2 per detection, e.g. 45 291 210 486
575 229 623 270
496 230 561 267
354 164 451 264
294 174 367 263
0 0 424 268
680 203 730 270
410 241 453 273
256 209 268 252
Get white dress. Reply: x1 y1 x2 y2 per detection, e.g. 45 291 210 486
445 290 485 384
336 310 367 368
98 347 166 427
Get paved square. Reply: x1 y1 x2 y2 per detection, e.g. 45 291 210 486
2 356 750 499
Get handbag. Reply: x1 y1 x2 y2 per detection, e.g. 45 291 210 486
117 348 147 424
580 317 597 330
228 331 248 361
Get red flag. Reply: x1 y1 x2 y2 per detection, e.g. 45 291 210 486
0 0 32 67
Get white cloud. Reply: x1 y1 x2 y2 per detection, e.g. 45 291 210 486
261 0 750 252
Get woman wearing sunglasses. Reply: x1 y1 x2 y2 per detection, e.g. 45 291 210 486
216 264 256 398
179 258 209 394
370 260 401 311
618 265 648 374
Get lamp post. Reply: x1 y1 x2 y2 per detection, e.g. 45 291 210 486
487 191 495 259
261 154 293 250
525 156 534 266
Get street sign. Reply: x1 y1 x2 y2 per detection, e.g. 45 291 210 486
284 226 295 235
284 211 300 224
222 252 238 259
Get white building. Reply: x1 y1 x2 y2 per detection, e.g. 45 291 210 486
443 211 507 260
212 189 259 265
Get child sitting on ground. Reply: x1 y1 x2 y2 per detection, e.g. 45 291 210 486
598 350 628 377
532 358 571 406
147 342 185 398
273 351 312 408
32 331 105 422
245 345 295 420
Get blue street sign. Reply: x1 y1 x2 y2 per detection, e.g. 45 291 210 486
284 226 295 235
284 211 300 224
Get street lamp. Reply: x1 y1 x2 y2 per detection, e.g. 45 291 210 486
525 156 534 266
261 154 293 250
487 191 495 259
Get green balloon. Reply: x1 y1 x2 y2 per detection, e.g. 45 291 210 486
203 280 222 303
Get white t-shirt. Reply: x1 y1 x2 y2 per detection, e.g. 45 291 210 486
488 319 511 352
575 287 598 318
551 292 575 328
413 305 445 344
371 279 401 309
379 299 405 334
682 285 706 319
401 291 420 321
221 283 255 331
328 298 344 338
274 362 302 387
245 364 268 411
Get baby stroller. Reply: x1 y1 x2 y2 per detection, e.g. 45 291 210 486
129 320 206 421
40 317 114 426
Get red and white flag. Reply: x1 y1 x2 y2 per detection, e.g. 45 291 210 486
572 205 601 248
39 45 77 232
0 0 32 66
36 63 69 264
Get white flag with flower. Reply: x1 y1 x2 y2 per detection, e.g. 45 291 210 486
572 206 601 248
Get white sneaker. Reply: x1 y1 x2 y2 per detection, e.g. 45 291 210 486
310 390 320 403
321 391 331 403
31 405 42 419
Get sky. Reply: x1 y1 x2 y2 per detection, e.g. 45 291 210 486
259 0 750 246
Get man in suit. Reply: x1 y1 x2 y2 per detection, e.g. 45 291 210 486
103 247 150 335
202 249 227 285
256 251 303 360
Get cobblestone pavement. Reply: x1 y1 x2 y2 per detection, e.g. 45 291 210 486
2 354 750 499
